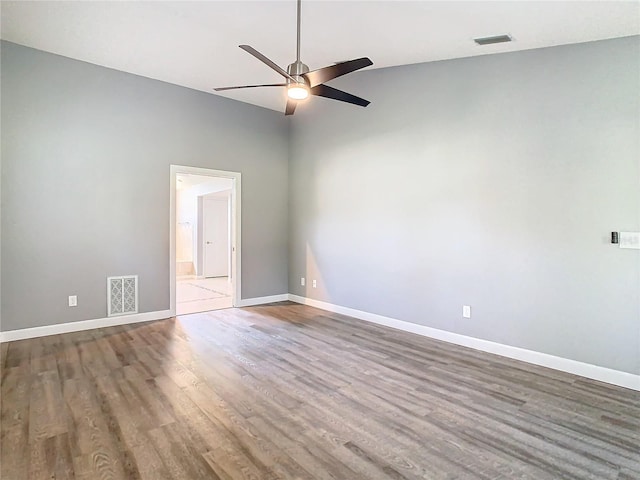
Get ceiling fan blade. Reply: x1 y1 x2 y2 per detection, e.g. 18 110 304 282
310 84 370 107
214 84 286 92
239 45 296 82
285 99 297 116
303 57 373 88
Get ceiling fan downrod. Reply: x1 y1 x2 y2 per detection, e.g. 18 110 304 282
285 0 309 100
287 0 309 89
296 0 301 63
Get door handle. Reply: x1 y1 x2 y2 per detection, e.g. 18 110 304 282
206 241 213 244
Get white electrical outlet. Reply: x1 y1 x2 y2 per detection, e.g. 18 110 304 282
68 295 78 307
301 277 305 286
463 305 471 318
312 279 317 288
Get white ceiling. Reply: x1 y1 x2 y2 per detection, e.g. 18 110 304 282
2 1 638 113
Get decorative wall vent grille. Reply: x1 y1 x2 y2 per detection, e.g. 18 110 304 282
107 275 138 317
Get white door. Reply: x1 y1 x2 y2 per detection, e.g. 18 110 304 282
203 197 229 277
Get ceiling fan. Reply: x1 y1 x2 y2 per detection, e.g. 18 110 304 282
214 0 373 116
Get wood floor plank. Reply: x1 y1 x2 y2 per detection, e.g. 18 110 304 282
28 369 67 442
2 302 639 479
64 376 130 479
146 422 219 480
127 441 172 480
1 341 8 370
28 433 75 480
30 335 62 374
94 372 150 449
246 415 338 480
55 334 83 381
1 366 32 480
5 338 32 369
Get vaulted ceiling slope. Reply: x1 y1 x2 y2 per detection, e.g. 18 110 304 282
2 1 638 113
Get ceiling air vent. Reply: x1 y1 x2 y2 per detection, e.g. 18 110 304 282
474 34 513 46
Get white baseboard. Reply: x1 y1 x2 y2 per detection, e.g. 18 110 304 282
0 293 288 342
236 294 289 308
288 294 640 391
0 310 172 343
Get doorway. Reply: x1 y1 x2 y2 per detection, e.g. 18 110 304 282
170 166 241 316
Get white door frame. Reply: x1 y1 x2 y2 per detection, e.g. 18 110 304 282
170 165 241 315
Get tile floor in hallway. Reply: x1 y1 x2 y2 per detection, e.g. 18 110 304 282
176 276 232 315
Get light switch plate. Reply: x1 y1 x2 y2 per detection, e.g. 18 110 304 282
619 232 640 249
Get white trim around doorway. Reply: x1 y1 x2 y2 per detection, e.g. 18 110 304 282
170 165 241 315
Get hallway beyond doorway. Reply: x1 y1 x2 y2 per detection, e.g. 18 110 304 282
176 276 232 315
170 165 241 316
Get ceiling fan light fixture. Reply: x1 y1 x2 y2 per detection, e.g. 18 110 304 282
287 83 309 100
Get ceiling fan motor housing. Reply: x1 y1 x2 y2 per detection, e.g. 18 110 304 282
287 61 309 85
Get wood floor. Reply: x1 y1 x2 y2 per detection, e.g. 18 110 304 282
1 302 639 480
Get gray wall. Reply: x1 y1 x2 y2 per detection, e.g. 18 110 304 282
3 37 639 376
1 41 289 331
289 37 640 374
